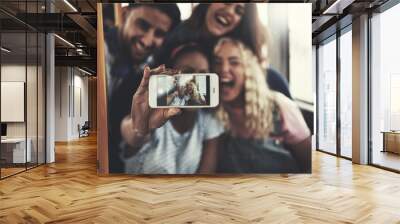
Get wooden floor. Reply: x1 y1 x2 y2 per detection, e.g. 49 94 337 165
1 163 45 178
1 167 26 178
372 150 400 171
1 134 400 223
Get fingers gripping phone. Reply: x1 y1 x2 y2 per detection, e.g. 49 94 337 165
149 73 219 108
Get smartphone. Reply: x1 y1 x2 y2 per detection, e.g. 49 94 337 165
149 73 219 108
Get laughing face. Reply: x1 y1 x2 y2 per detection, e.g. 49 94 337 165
122 6 172 62
205 3 245 37
214 41 245 103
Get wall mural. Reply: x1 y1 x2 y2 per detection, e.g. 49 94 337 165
97 3 312 174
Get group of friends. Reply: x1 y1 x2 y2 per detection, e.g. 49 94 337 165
166 77 206 106
105 3 311 174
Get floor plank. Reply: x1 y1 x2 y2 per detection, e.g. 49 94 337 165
1 134 400 223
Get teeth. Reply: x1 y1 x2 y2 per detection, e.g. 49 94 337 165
221 79 234 87
221 78 232 83
216 15 229 26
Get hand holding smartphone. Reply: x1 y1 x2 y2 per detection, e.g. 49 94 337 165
129 66 219 139
130 65 181 136
149 73 219 108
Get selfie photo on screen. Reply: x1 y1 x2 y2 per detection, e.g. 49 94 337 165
156 75 209 107
101 3 312 174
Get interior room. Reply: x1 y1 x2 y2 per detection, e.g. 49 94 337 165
0 0 399 223
0 4 46 178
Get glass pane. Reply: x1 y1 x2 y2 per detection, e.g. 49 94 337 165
26 0 39 169
340 29 352 158
318 37 337 154
38 33 45 165
371 4 400 171
1 30 27 177
27 31 38 169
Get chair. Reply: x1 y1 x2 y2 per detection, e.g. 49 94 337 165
79 121 90 138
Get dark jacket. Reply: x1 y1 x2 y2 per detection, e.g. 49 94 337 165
217 103 300 173
105 27 145 173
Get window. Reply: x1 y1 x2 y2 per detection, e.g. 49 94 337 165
0 1 47 179
317 36 337 154
339 28 352 158
370 2 400 171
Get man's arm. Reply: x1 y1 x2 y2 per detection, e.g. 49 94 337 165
120 65 180 156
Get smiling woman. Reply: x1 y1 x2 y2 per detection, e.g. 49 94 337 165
205 3 245 36
184 3 266 62
214 38 311 173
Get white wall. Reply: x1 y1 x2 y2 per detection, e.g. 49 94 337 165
1 64 40 137
1 63 46 164
288 4 312 103
1 64 26 81
55 67 69 141
265 4 289 77
55 67 89 141
1 82 25 122
1 65 26 141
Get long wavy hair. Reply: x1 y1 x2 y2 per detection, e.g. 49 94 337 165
187 3 268 64
214 38 275 139
185 81 203 103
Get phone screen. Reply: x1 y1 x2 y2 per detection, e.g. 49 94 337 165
156 75 210 107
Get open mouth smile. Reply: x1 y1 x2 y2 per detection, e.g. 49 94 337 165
221 78 235 88
215 13 232 28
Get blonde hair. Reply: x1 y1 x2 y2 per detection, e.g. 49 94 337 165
186 81 199 98
215 38 275 139
186 81 205 105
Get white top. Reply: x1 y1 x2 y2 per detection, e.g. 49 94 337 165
169 95 190 106
123 110 224 174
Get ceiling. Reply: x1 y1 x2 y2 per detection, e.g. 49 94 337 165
0 0 394 74
0 0 96 74
309 0 390 42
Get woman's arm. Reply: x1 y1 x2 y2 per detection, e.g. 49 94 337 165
197 137 219 174
274 92 311 172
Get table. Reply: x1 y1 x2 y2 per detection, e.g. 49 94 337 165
381 131 400 154
1 138 32 164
